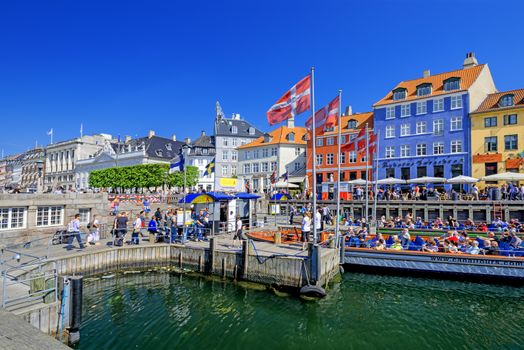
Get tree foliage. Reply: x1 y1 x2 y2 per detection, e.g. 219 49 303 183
88 164 199 191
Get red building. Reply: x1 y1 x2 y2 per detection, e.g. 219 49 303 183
306 111 374 197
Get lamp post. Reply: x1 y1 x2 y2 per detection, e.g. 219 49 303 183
182 144 191 243
163 170 168 192
36 158 44 194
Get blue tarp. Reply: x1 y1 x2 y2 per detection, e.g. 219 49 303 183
235 192 261 200
270 193 292 201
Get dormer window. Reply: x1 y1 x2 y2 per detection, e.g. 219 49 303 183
166 143 172 151
347 119 358 129
263 133 272 143
443 77 460 91
499 94 514 107
393 88 407 101
232 126 238 134
248 127 255 135
287 132 295 142
416 83 432 96
155 150 163 157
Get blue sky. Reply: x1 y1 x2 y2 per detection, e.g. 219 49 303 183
1 0 523 155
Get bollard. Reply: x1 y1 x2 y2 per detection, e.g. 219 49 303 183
208 237 217 274
274 231 282 244
68 276 83 346
241 240 249 279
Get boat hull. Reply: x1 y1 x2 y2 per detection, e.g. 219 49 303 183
344 248 524 283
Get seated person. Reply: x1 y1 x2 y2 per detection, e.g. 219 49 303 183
422 241 438 253
389 238 403 251
482 240 500 255
446 240 459 254
464 218 475 228
466 241 480 255
374 238 386 251
477 223 488 232
509 230 522 249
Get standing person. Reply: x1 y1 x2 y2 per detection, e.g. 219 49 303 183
88 215 101 245
132 214 142 245
154 207 162 223
315 208 323 236
111 197 120 216
289 205 295 225
301 212 311 250
66 214 85 251
114 212 129 246
471 183 479 200
143 198 151 215
233 216 243 248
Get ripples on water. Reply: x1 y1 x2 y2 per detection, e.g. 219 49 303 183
77 272 524 350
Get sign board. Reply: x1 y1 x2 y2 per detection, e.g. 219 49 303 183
473 153 502 163
227 199 237 232
176 210 192 226
339 182 349 193
219 177 238 188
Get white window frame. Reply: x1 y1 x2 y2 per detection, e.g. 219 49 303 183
386 106 395 119
262 148 269 157
326 137 334 146
316 138 323 147
400 145 410 158
326 153 334 165
433 98 444 112
450 117 462 131
400 104 411 117
400 123 410 137
252 163 259 173
231 151 238 161
451 95 462 109
222 165 229 176
385 146 395 159
262 162 269 172
385 125 395 138
433 142 444 155
451 140 462 153
79 208 91 224
416 121 427 134
243 164 251 174
0 207 27 230
433 119 444 135
36 206 63 227
416 144 427 156
222 151 229 161
349 151 357 163
416 101 427 115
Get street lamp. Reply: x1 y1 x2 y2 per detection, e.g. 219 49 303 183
181 144 191 244
163 170 168 192
36 157 44 194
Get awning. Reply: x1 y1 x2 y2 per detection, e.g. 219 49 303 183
235 192 261 200
178 192 236 204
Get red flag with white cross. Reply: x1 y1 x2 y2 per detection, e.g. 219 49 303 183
267 75 311 126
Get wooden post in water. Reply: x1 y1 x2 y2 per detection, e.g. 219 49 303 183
241 239 249 280
208 237 217 274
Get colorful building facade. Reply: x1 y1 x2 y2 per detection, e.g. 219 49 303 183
470 88 524 186
373 54 496 181
306 111 374 195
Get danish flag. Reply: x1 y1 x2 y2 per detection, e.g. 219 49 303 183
305 95 340 132
267 75 311 126
341 128 365 152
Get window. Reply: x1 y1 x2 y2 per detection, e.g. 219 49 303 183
451 164 463 178
340 152 346 164
287 132 295 142
36 206 63 227
400 145 410 157
451 140 462 153
327 153 334 165
503 114 517 125
385 125 395 138
450 117 462 131
433 119 444 135
416 144 427 156
416 101 427 115
316 138 323 147
232 126 238 134
434 165 444 178
295 148 301 156
348 151 357 163
433 98 444 112
433 142 444 155
444 78 460 91
253 150 259 159
246 151 251 160
416 121 427 134
451 95 462 109
505 135 518 150
316 154 323 165
340 135 346 144
417 166 427 178
393 88 407 100
484 137 497 152
385 146 395 158
400 104 410 117
231 138 238 147
294 162 301 171
231 165 237 176
271 148 277 156
417 84 432 96
386 168 395 178
248 127 255 135
222 151 229 161
347 119 358 128
223 138 228 147
243 164 251 174
400 124 410 136
262 162 268 172
262 148 268 157
386 107 395 119
222 165 229 176
270 162 277 171
326 137 334 146
231 151 238 161
485 162 497 177
484 116 497 127
0 207 26 230
202 148 209 155
252 163 259 173
499 94 514 107
79 208 90 224
401 167 410 180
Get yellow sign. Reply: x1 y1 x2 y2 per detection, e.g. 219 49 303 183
219 178 237 188
191 194 214 204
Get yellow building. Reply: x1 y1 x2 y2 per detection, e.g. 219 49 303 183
470 88 524 187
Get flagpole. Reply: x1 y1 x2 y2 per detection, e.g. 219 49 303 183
335 89 342 247
365 123 369 224
373 131 380 229
311 67 318 243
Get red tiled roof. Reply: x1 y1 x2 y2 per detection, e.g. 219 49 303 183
472 88 524 114
321 112 373 136
374 64 486 106
237 126 308 149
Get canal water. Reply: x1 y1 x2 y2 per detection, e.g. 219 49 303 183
77 272 523 350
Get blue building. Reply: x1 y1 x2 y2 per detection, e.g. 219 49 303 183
373 53 496 182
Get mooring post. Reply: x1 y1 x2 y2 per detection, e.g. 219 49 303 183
208 237 217 274
315 244 322 286
339 235 345 262
308 242 316 283
68 276 83 346
241 239 249 279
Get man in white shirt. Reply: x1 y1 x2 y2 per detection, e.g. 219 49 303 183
314 209 322 241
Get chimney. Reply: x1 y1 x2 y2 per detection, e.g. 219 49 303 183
287 117 295 128
172 134 177 142
185 137 191 145
201 130 206 136
463 52 478 69
344 105 352 116
125 136 132 143
423 69 431 78
148 130 155 138
232 113 241 120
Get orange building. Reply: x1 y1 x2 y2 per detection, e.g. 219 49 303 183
306 111 374 196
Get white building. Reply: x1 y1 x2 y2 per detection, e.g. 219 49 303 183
187 131 216 192
214 102 263 191
237 120 307 194
75 131 183 189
